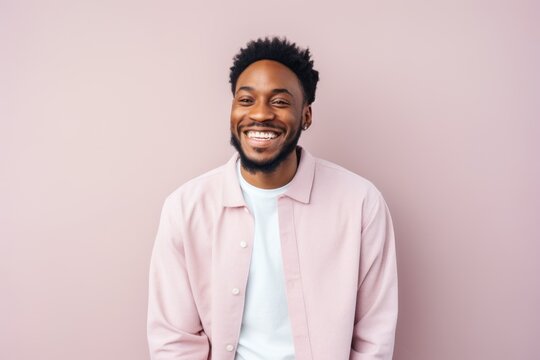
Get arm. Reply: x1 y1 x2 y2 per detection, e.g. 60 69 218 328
147 195 210 360
350 189 398 360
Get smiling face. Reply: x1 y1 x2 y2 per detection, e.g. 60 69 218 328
230 59 312 174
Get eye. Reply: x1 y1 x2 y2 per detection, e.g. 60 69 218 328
272 99 290 106
237 97 253 105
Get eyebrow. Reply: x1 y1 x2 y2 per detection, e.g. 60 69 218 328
236 86 294 97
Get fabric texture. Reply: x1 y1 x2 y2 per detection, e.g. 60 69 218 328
147 147 398 360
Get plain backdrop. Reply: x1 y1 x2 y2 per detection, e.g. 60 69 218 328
2 0 539 359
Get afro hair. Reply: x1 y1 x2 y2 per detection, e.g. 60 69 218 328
229 36 319 105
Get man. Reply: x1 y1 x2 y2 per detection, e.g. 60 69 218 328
147 37 398 360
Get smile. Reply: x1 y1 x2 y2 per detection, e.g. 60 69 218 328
245 130 279 140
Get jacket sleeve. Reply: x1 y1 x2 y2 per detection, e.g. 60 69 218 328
350 188 398 360
147 195 210 360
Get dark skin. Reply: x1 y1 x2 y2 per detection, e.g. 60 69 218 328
230 60 312 189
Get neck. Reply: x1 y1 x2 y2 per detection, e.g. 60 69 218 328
240 148 301 189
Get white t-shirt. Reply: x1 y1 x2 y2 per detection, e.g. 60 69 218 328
235 160 296 360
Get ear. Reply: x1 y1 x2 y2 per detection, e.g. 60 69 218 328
302 104 313 129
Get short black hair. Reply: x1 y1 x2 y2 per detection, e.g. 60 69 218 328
229 36 319 105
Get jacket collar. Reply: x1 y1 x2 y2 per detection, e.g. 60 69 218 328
222 146 316 207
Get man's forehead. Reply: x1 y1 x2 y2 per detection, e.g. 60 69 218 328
235 60 302 93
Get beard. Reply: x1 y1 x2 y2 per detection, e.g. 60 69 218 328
230 124 302 174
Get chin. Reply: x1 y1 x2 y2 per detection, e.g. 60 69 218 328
242 148 276 164
230 131 299 173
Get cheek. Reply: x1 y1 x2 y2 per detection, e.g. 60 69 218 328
230 107 246 123
230 110 241 129
283 112 302 129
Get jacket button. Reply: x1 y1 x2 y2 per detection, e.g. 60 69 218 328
231 288 240 295
226 344 234 352
240 241 247 248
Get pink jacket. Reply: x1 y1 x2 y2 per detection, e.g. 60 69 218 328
147 147 398 359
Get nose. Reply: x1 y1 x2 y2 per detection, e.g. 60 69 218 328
248 101 275 122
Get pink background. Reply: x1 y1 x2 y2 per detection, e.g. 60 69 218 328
2 1 539 359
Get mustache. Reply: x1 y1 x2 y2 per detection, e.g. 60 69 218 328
239 122 284 131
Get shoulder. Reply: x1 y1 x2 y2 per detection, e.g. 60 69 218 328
307 155 389 220
313 156 382 197
163 161 228 211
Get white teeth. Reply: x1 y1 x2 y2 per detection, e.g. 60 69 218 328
246 131 278 139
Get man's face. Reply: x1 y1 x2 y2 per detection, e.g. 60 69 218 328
230 59 312 173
